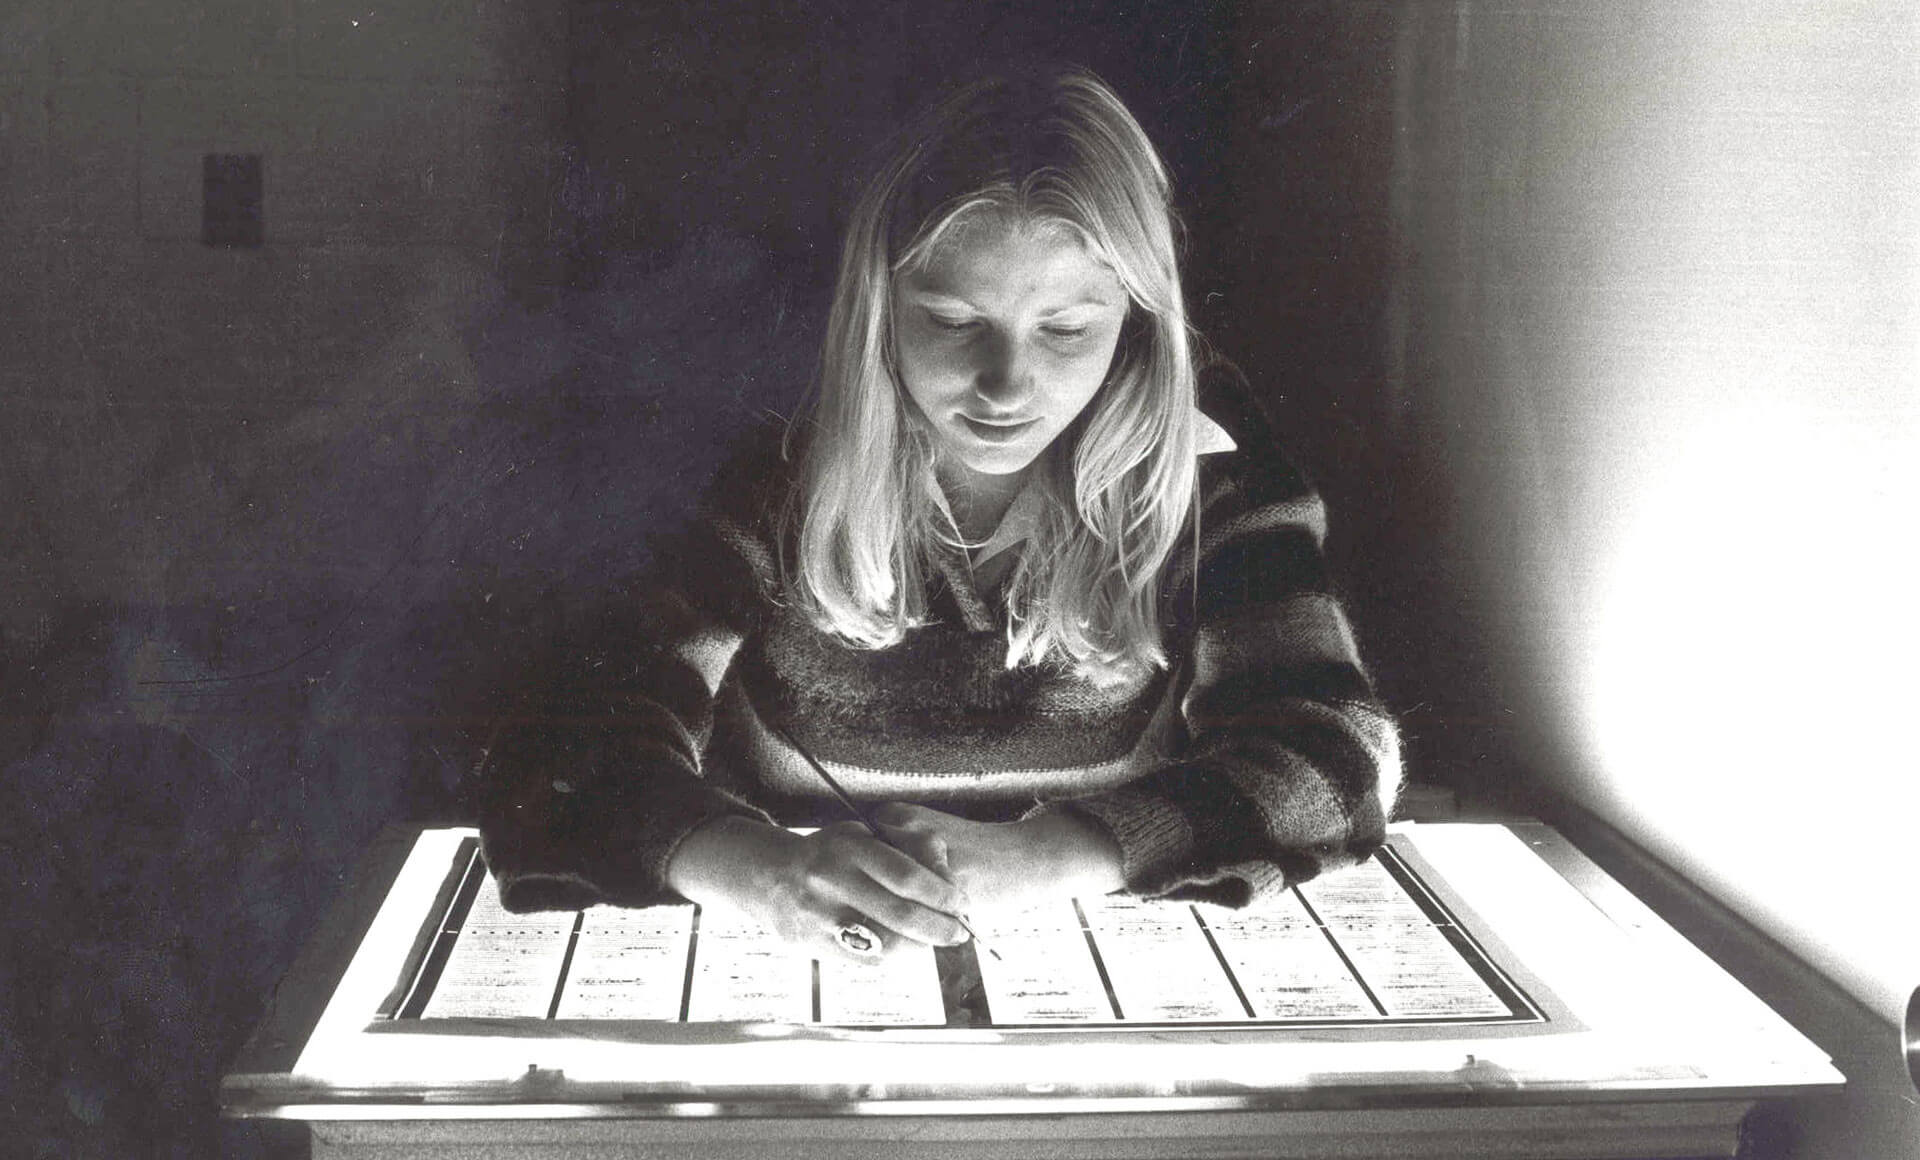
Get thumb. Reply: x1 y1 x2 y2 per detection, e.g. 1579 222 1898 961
880 822 955 881
919 832 953 880
871 800 924 828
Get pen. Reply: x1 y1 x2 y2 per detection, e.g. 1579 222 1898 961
765 718 1002 961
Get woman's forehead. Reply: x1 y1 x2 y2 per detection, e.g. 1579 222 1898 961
899 216 1122 305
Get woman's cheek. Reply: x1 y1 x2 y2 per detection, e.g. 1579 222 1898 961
917 336 979 390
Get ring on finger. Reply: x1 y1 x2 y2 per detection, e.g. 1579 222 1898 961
836 920 881 957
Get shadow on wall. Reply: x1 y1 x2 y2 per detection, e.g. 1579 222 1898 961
0 230 819 1159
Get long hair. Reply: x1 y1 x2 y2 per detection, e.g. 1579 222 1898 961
788 66 1198 683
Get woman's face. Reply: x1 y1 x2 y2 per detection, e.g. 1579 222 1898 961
891 220 1130 498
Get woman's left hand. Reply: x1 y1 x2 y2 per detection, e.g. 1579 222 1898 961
872 802 1126 917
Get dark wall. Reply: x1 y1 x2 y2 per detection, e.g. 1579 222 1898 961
0 5 1467 1157
1208 5 1502 798
562 0 1234 276
556 0 1486 789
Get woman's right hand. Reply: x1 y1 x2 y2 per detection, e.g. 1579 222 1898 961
664 815 971 962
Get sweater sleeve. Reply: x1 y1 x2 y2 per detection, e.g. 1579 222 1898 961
1049 371 1404 907
476 429 790 912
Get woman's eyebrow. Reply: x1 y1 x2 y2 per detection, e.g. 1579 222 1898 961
903 290 979 309
1037 295 1115 315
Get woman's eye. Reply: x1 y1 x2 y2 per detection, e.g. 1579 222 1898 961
1043 325 1089 341
929 314 976 332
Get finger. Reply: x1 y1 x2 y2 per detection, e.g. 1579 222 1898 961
877 824 959 894
793 831 966 944
758 886 899 964
813 914 915 964
845 833 967 915
920 833 954 879
809 822 956 900
826 918 884 961
830 868 968 947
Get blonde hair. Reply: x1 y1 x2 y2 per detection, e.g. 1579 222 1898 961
788 66 1198 683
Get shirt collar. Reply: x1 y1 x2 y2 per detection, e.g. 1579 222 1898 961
1194 410 1238 456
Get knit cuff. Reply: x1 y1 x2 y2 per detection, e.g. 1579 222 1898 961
1213 858 1289 906
1038 788 1194 895
486 765 773 913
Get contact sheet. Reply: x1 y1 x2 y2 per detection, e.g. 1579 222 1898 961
391 837 1540 1030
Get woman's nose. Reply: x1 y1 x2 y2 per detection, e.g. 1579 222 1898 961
971 332 1036 414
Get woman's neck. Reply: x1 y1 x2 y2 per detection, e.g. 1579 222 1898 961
937 463 1029 543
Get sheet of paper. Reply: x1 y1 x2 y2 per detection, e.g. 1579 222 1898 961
683 912 812 1023
973 899 1116 1024
1196 894 1382 1020
417 875 576 1020
552 904 695 1021
1293 859 1431 927
817 942 946 1025
1079 896 1246 1021
1328 916 1512 1018
1298 859 1511 1019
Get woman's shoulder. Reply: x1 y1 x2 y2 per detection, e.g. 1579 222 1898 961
1195 358 1318 505
1162 359 1336 612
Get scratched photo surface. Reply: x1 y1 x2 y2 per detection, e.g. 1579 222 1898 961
4 2 1913 1158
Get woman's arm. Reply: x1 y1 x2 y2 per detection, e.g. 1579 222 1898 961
477 427 973 949
877 469 1397 914
1042 375 1404 906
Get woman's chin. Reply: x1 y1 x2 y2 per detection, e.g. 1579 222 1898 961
951 445 1041 480
934 442 1044 495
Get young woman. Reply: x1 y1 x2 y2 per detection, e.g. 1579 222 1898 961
479 67 1401 963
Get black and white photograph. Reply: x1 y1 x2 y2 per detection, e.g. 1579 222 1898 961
0 3 1914 1158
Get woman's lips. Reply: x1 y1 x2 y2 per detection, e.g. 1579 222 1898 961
959 414 1038 444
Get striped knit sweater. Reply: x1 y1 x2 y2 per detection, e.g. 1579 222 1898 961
479 367 1402 913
